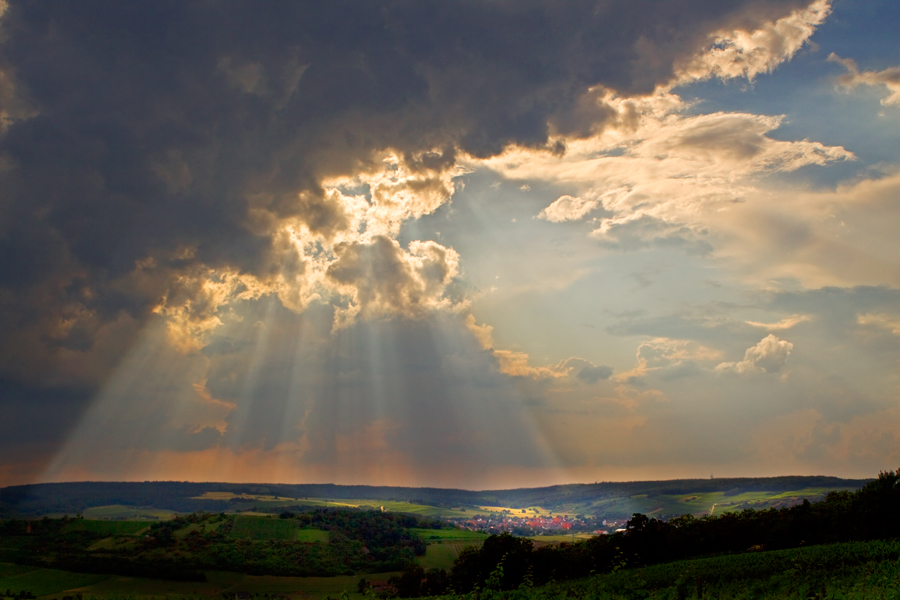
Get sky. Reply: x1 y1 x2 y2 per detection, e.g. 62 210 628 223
1 0 900 490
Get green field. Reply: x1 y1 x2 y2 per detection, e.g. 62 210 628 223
413 528 488 572
82 505 179 521
63 519 152 535
0 564 109 597
295 528 330 543
419 542 482 571
409 528 489 542
0 563 36 578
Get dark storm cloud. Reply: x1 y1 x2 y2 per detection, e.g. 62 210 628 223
0 0 813 475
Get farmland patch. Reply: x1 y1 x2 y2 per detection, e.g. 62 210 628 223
0 564 109 596
63 519 152 535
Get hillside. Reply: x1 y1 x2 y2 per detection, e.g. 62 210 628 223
0 476 867 521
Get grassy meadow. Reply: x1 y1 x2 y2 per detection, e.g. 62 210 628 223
408 529 489 542
81 506 179 521
418 543 471 572
63 520 153 535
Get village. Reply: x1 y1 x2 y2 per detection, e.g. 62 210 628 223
445 512 628 536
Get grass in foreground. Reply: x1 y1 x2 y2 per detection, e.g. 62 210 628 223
0 563 398 600
4 538 900 599
423 538 900 600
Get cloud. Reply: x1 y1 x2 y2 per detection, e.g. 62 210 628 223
676 0 830 84
745 315 811 331
574 362 615 384
591 214 713 254
490 350 571 380
477 1 847 264
0 0 830 388
768 287 900 349
617 338 721 383
748 406 900 473
481 94 852 253
830 53 900 106
464 315 612 383
857 313 900 335
538 195 599 223
5 0 874 486
716 334 793 374
325 236 463 329
710 169 900 289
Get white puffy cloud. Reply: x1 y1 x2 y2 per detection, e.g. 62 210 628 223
830 54 900 106
716 334 794 374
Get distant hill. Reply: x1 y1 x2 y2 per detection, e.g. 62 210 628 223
0 476 869 520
